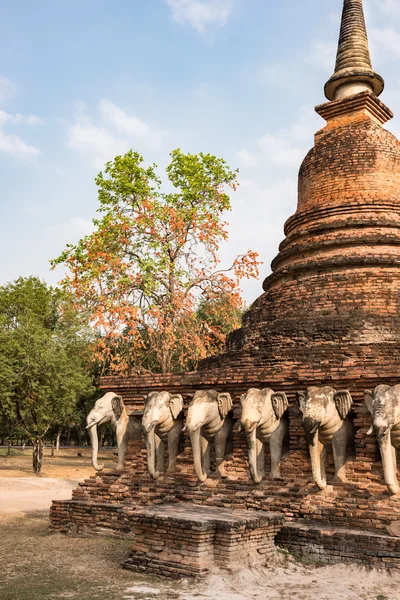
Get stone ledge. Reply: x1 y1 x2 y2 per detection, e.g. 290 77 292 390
277 521 400 568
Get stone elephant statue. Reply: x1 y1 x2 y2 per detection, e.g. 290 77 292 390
239 388 289 483
298 386 354 490
142 391 184 480
365 385 400 495
86 392 129 471
185 390 233 482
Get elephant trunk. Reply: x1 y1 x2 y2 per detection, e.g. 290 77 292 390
247 428 262 484
378 430 399 495
189 427 207 483
145 426 160 480
308 430 326 490
88 424 104 472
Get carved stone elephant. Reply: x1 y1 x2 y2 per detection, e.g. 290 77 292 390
298 386 354 490
86 392 129 471
239 388 289 483
185 390 233 482
142 391 184 480
365 385 400 495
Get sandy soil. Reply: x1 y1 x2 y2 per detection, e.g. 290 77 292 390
0 447 115 478
0 477 78 514
1 462 400 599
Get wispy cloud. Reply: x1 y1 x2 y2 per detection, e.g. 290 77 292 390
66 99 164 168
0 75 16 104
307 39 337 72
0 102 42 160
236 106 320 171
165 0 234 34
370 27 400 60
0 129 41 159
372 0 400 18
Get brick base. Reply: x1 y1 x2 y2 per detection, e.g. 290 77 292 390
277 521 400 569
122 504 283 578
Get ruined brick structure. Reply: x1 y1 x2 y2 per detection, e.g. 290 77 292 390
51 0 400 573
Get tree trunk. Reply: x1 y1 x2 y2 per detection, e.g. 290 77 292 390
56 429 61 453
50 440 55 458
33 438 44 475
7 441 11 456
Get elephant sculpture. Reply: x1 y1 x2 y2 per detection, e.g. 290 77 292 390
298 386 354 490
185 390 233 482
86 392 129 471
364 385 400 495
239 388 289 483
142 391 184 480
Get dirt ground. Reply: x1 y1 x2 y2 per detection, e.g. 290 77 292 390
1 451 400 600
0 446 116 478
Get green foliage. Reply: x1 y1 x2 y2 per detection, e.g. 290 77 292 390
0 277 94 444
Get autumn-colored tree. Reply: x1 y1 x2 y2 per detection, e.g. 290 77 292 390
52 149 260 374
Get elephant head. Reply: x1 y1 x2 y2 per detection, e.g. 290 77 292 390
365 385 400 495
86 392 125 471
185 390 233 483
240 388 288 483
298 386 353 489
142 391 184 480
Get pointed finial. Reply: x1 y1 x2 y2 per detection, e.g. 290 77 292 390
325 0 384 101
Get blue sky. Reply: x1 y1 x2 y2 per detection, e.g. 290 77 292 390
1 0 400 303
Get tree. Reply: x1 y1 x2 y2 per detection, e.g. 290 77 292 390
0 277 94 473
52 149 260 374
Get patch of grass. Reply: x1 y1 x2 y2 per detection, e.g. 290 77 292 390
0 448 26 457
376 595 389 600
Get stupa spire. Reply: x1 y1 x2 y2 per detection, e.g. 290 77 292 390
325 0 384 101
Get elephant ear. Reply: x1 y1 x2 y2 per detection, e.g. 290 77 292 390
111 395 124 421
169 394 184 420
296 392 306 414
271 392 288 420
217 393 233 419
364 390 374 415
334 390 353 420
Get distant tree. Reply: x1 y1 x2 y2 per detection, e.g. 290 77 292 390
52 149 260 374
196 293 246 361
0 277 94 473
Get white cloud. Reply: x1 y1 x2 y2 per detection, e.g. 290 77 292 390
372 0 400 17
66 217 94 237
67 122 130 169
0 108 41 159
67 100 163 168
99 99 162 148
14 113 43 125
236 149 258 168
0 129 40 159
0 78 42 159
165 0 234 34
0 75 16 105
370 27 400 60
307 39 337 72
237 106 319 171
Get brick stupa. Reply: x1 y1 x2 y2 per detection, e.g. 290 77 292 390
201 0 400 383
51 0 400 572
